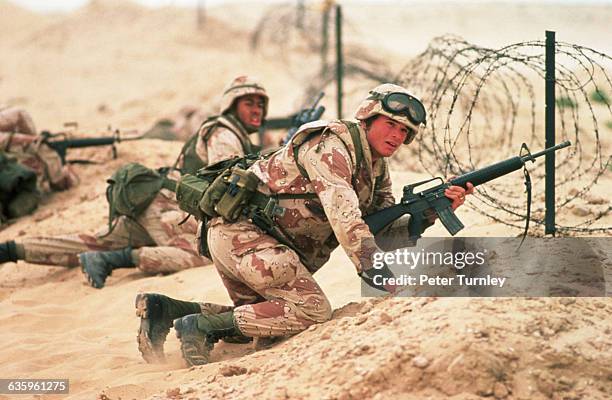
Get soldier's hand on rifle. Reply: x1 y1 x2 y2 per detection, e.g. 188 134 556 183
444 180 474 211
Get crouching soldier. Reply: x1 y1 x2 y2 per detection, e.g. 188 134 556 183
0 76 269 290
135 83 474 365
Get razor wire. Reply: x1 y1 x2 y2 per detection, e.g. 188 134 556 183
250 3 394 101
396 35 611 235
250 4 611 235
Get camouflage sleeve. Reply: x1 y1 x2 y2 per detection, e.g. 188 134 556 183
0 133 77 191
371 161 396 211
300 135 380 274
199 126 245 164
0 107 37 135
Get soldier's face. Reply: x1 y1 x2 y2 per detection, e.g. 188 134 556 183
235 94 265 129
366 115 409 160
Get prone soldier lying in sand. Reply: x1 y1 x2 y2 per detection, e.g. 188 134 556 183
0 76 270 288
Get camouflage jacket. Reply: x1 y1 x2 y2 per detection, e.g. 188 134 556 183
194 113 254 166
0 132 76 192
249 120 395 274
0 107 37 136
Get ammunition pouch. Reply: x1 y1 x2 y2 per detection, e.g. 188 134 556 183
176 167 262 223
199 169 232 218
214 167 261 222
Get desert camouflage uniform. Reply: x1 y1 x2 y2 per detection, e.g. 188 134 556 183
0 106 37 135
194 114 254 165
18 189 204 273
208 119 396 337
14 119 248 274
16 76 267 276
0 131 77 192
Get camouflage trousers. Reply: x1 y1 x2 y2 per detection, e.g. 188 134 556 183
19 191 209 274
207 219 333 338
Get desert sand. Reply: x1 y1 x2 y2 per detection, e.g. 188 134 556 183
0 1 611 399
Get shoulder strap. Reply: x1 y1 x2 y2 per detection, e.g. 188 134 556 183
171 116 219 171
342 120 364 175
292 120 364 183
205 114 253 155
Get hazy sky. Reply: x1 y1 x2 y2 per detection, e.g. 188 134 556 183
9 0 612 13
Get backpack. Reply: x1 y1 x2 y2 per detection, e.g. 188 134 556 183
105 163 167 231
0 152 40 220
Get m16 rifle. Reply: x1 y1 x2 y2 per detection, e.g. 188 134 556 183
282 91 326 144
364 141 572 240
40 124 144 165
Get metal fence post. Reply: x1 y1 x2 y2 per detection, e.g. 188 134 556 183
335 4 343 119
545 30 556 235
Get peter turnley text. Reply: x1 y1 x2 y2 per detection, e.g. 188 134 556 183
373 274 507 288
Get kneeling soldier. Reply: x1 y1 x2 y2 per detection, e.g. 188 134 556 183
137 83 474 365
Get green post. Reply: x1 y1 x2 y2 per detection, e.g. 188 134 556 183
545 30 556 235
335 4 343 119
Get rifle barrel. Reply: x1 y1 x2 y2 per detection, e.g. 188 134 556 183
525 140 571 160
51 137 116 148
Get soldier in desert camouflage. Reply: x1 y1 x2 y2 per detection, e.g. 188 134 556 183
0 76 269 290
0 106 78 193
135 83 474 366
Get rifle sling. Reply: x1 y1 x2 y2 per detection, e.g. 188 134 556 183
519 166 532 248
161 177 177 192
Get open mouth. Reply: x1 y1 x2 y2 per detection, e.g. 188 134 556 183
385 141 399 150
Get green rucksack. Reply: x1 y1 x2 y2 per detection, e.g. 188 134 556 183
0 152 40 221
105 163 168 231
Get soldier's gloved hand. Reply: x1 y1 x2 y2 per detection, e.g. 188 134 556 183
359 263 399 294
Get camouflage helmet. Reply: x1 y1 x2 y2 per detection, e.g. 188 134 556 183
219 75 269 118
354 83 426 144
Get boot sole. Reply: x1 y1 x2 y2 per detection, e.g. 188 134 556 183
174 318 212 366
135 293 168 364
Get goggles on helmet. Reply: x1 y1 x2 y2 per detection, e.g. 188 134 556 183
368 91 427 126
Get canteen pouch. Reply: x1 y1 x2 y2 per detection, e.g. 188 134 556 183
198 168 231 218
214 167 260 222
175 174 209 220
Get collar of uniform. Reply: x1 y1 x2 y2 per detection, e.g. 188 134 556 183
218 113 250 136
